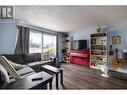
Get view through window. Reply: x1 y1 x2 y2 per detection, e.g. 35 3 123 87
43 33 56 57
29 31 42 53
29 31 57 58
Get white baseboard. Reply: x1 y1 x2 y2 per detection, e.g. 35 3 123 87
108 66 127 74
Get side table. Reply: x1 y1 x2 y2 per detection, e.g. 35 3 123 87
41 65 63 89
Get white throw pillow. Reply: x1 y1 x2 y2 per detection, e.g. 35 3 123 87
8 60 26 70
0 64 10 86
41 52 50 61
0 56 21 80
41 53 46 61
45 52 50 61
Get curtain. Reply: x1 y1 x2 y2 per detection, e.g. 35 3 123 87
14 26 30 54
56 34 59 59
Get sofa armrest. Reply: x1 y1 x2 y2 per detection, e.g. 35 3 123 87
27 60 53 72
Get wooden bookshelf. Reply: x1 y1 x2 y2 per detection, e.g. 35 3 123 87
62 33 70 63
90 33 107 69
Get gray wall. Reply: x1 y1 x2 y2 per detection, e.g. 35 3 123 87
69 28 96 49
106 22 127 52
69 22 127 73
105 22 127 73
0 21 18 54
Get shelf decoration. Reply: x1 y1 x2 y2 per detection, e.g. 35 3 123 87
112 36 121 44
96 26 102 33
109 45 114 55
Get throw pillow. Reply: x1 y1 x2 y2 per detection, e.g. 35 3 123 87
41 52 50 61
0 56 21 80
45 52 50 61
0 64 10 87
8 60 26 70
41 53 46 61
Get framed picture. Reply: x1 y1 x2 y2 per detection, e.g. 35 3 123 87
0 6 13 19
112 36 121 44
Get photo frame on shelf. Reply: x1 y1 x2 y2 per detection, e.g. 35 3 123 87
112 36 121 44
101 40 106 45
91 38 96 44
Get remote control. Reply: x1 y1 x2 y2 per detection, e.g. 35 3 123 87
32 77 43 81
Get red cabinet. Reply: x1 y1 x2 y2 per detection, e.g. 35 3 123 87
69 49 90 67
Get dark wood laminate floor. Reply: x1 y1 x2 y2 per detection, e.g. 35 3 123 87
51 63 127 89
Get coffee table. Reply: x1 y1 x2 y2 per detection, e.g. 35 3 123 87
1 71 53 89
41 65 63 89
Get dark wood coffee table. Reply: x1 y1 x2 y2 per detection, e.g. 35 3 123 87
41 65 63 89
1 71 53 89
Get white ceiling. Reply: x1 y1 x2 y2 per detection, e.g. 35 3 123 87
15 6 127 32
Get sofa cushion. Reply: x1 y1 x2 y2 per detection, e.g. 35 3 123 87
0 64 10 87
9 65 35 82
0 56 21 80
8 60 26 70
9 71 36 83
9 66 36 83
17 66 35 76
24 53 41 63
27 60 53 67
2 54 24 64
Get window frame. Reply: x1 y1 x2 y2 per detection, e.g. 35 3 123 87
29 30 57 57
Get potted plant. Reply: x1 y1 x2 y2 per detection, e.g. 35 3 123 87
96 26 102 33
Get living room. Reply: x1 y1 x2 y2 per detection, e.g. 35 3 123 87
0 5 127 90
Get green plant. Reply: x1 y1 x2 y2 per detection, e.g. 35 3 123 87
45 47 55 57
96 26 102 33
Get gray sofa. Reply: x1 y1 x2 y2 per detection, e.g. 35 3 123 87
2 53 53 83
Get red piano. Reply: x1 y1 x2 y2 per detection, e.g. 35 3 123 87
69 49 90 67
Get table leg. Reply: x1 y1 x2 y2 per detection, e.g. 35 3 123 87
60 70 63 85
49 79 52 90
56 74 59 89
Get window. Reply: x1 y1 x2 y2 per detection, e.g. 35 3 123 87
29 31 42 53
43 33 57 57
29 30 57 58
